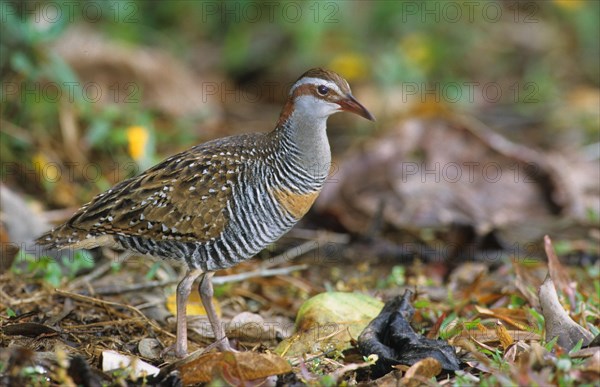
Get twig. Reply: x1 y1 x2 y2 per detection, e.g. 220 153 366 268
329 357 376 382
133 300 165 310
67 260 114 291
54 288 175 338
261 241 319 269
0 287 46 307
76 279 179 296
286 228 350 244
62 317 144 330
455 114 547 165
287 348 339 366
212 264 308 285
261 230 351 269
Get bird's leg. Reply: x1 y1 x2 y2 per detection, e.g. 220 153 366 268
199 271 234 352
170 268 203 358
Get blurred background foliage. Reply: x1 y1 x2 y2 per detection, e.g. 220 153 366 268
1 0 598 209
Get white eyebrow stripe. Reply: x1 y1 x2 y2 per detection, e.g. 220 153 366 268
290 78 344 96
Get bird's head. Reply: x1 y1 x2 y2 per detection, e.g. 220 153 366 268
281 68 375 124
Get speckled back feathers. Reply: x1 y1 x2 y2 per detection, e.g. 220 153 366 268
38 133 272 249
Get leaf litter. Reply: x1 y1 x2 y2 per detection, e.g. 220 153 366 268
2 27 599 386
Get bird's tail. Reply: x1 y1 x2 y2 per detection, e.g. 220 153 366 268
36 224 87 250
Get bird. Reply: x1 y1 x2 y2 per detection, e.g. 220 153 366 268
36 68 375 358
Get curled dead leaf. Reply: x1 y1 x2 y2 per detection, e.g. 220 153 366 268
178 351 291 385
401 357 442 387
495 321 514 350
539 275 593 350
503 341 530 363
544 235 576 309
316 116 599 247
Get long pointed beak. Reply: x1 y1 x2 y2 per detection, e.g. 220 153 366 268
339 94 375 121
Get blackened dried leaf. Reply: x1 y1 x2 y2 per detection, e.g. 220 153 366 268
358 290 460 378
1 322 59 337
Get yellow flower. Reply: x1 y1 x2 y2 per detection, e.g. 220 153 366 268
553 0 583 10
126 125 149 161
400 34 433 71
328 53 369 82
166 291 221 317
32 152 49 171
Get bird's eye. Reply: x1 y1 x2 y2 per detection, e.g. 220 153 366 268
317 85 329 95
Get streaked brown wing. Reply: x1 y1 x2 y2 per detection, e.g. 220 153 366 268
67 144 241 243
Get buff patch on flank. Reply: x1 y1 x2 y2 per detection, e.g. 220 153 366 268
271 188 319 219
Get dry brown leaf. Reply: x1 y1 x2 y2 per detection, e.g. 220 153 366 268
448 263 488 291
544 235 576 308
503 341 530 363
495 321 514 349
580 350 600 374
570 347 600 359
453 337 494 371
461 324 496 352
316 115 598 244
474 305 531 331
459 327 540 344
513 263 541 309
178 351 291 385
400 357 442 387
52 26 223 125
426 312 447 340
539 275 593 350
372 370 404 386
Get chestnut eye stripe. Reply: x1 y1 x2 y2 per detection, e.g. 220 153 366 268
291 81 344 103
290 77 343 96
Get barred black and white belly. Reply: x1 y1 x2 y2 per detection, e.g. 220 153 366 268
115 183 302 271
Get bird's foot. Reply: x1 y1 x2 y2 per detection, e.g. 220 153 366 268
160 343 188 359
217 337 238 352
201 337 238 353
160 337 237 359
